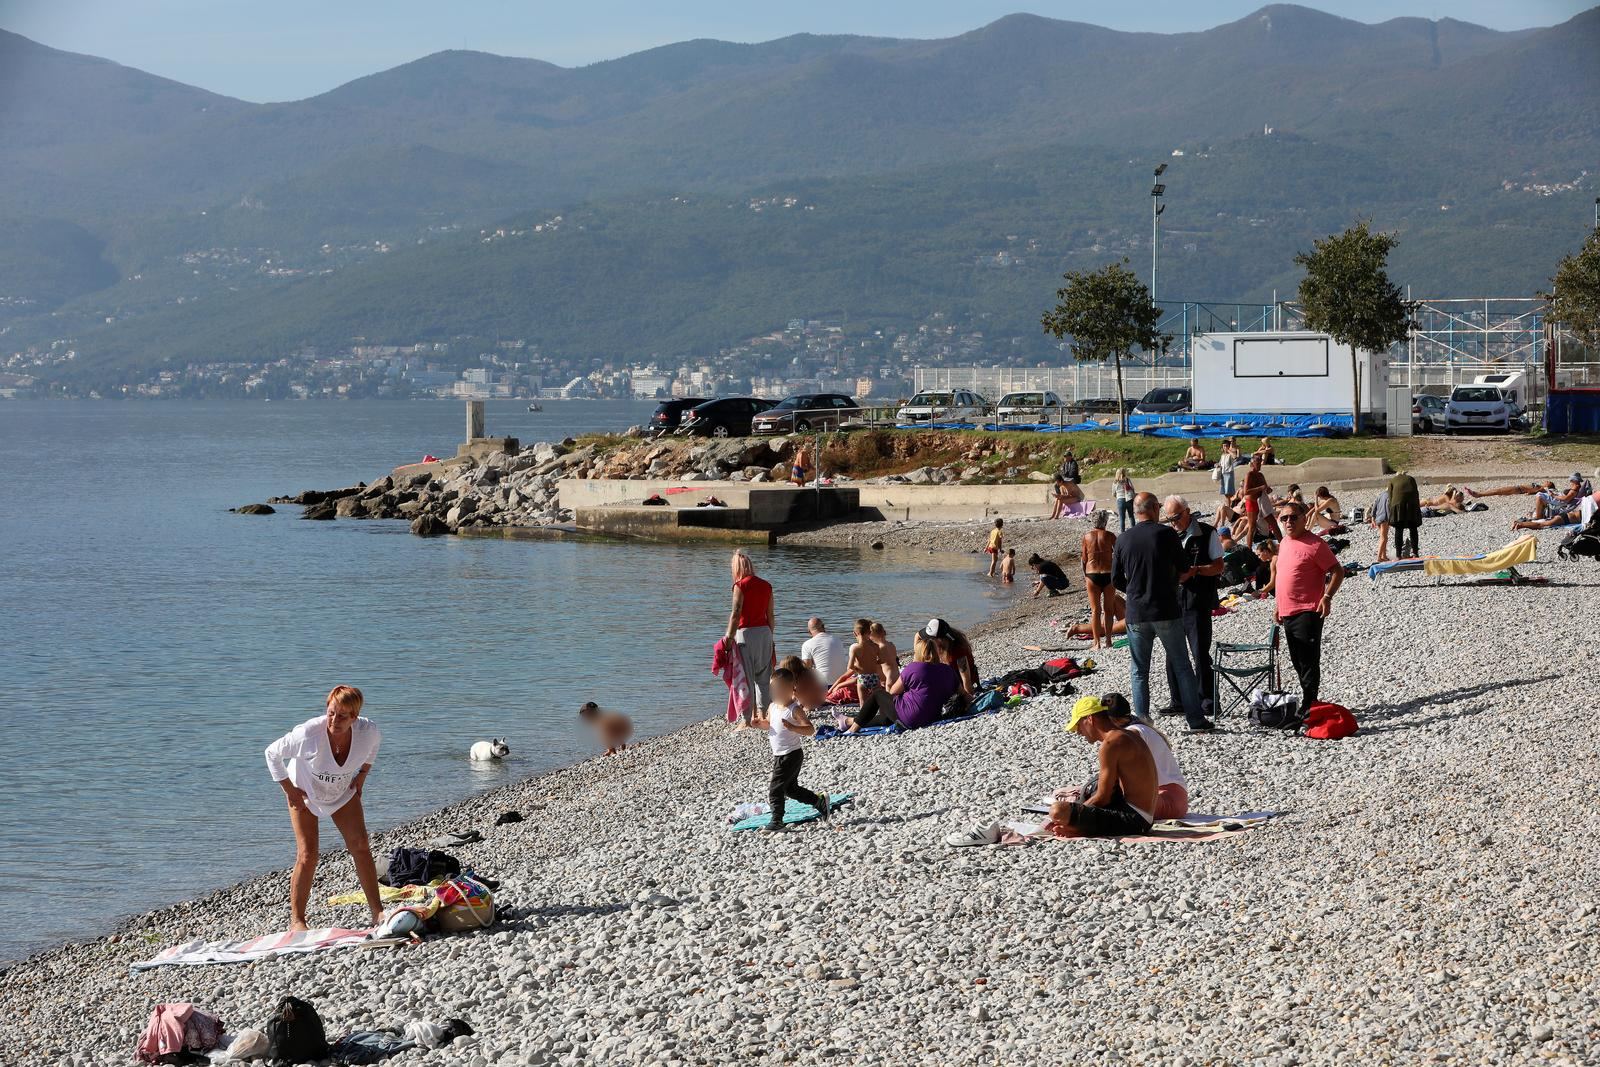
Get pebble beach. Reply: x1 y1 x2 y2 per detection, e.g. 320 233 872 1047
7 480 1600 1066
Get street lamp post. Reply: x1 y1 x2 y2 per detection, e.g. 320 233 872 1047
1151 163 1167 368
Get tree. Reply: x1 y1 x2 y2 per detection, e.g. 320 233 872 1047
1543 227 1600 350
1293 221 1415 434
1041 259 1168 435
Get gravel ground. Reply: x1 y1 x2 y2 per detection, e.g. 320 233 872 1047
5 481 1600 1066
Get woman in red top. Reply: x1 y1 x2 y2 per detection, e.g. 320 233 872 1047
725 549 775 726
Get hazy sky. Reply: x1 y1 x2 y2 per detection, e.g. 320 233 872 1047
1 0 1589 102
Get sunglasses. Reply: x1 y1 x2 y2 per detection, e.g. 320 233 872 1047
1277 512 1303 523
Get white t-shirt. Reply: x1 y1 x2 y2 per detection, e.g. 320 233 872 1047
265 716 382 816
1582 493 1598 528
800 632 847 684
767 700 805 756
1128 722 1186 790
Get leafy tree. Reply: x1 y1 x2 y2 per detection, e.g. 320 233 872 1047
1543 227 1600 349
1294 221 1415 433
1041 259 1168 435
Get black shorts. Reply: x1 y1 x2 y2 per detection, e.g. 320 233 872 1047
1063 785 1153 837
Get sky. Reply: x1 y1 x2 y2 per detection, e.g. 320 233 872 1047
1 0 1590 103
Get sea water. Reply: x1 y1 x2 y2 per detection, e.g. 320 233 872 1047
0 399 999 962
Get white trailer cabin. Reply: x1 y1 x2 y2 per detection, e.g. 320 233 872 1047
1190 331 1389 417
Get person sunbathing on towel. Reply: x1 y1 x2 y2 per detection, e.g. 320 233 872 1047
1465 480 1554 498
1420 487 1469 514
1047 695 1159 837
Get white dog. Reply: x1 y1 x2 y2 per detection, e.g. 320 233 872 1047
469 738 510 761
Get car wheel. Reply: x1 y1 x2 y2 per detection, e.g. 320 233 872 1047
1420 418 1433 434
711 424 731 439
795 419 812 432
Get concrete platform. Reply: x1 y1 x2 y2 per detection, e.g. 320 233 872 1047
567 485 861 543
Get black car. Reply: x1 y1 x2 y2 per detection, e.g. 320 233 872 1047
1078 396 1139 416
677 396 776 438
751 393 862 435
648 397 707 436
1134 387 1192 414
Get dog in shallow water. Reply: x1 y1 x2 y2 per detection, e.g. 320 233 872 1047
469 738 510 761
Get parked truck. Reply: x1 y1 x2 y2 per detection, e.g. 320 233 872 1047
1189 331 1389 423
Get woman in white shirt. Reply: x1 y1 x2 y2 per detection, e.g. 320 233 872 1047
264 685 383 931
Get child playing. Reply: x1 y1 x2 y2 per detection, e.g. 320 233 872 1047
763 667 829 832
578 702 634 755
985 518 1004 576
1000 547 1016 584
839 618 886 707
869 622 901 688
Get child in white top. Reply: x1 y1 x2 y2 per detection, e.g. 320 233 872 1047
763 667 829 831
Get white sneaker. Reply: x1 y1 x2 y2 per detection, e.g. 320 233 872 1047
945 821 1001 847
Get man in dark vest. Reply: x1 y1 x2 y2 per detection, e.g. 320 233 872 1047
1158 495 1226 719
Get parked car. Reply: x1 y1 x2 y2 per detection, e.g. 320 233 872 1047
995 391 1068 422
1412 393 1447 433
1133 386 1192 414
677 396 776 438
1444 385 1517 433
751 393 862 435
648 397 706 436
896 390 990 424
1077 396 1140 416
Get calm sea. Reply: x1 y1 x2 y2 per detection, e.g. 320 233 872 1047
0 399 1000 963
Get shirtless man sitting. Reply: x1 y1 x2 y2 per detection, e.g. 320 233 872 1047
1421 486 1469 514
1048 695 1158 837
1179 438 1208 471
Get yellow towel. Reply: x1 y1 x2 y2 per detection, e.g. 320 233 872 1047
1421 535 1537 576
326 883 433 907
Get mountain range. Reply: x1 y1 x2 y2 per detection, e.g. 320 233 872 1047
1 5 1596 383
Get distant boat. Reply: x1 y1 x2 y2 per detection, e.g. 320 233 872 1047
527 402 543 412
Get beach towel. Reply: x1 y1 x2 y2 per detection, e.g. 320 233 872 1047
328 883 432 907
1056 500 1097 519
729 792 854 831
1367 534 1537 582
130 926 390 973
814 702 1007 741
711 636 752 724
1004 810 1283 845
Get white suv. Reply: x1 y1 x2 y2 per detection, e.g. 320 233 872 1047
1444 385 1517 433
897 390 990 424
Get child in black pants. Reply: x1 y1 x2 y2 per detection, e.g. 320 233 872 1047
763 666 830 832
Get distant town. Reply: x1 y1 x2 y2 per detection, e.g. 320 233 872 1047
0 311 1065 401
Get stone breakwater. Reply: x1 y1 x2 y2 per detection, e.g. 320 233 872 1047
14 487 1600 1065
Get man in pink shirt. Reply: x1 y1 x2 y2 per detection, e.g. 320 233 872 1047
1273 501 1344 710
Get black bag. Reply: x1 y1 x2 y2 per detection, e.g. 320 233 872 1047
380 846 460 888
1247 689 1303 729
266 996 328 1062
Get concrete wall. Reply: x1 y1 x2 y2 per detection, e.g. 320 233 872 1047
561 457 1389 523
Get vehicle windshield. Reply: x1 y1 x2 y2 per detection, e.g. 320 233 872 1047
770 396 811 411
1001 393 1045 406
1452 387 1501 402
1145 389 1187 403
908 393 953 406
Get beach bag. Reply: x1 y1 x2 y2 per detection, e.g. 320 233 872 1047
135 1003 225 1064
1247 688 1303 729
435 875 496 931
970 689 1006 715
1303 702 1358 740
381 846 459 888
266 996 328 1063
1042 657 1087 680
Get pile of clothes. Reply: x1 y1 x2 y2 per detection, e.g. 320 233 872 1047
135 995 474 1064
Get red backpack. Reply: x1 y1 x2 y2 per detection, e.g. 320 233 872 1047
1303 702 1357 740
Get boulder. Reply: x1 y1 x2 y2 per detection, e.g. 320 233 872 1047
360 475 394 499
410 513 449 537
302 502 336 520
907 466 936 485
335 496 369 518
230 503 275 515
396 501 424 518
1027 470 1053 482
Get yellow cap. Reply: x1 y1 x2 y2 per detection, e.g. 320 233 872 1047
1066 695 1107 732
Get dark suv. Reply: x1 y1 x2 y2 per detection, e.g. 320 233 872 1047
648 397 707 437
677 397 776 438
1133 387 1192 414
751 393 862 435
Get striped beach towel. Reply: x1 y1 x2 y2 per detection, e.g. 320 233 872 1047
130 925 382 973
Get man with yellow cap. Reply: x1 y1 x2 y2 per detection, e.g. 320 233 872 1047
1049 695 1159 837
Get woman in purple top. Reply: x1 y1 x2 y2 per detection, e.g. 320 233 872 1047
844 633 968 732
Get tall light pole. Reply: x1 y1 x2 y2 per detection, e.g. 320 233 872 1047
1151 164 1167 368
1593 196 1598 231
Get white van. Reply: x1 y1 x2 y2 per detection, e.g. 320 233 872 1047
897 390 990 424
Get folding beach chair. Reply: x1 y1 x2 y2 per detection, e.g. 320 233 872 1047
1213 623 1280 718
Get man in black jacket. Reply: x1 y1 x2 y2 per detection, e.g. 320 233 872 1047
1111 493 1215 732
1159 495 1226 719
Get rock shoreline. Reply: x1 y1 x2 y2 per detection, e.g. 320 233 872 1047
15 484 1600 1065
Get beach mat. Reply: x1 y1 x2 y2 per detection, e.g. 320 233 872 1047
130 925 398 972
1004 810 1284 845
729 792 854 832
815 702 1012 742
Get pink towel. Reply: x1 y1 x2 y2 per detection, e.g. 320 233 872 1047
130 926 376 972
